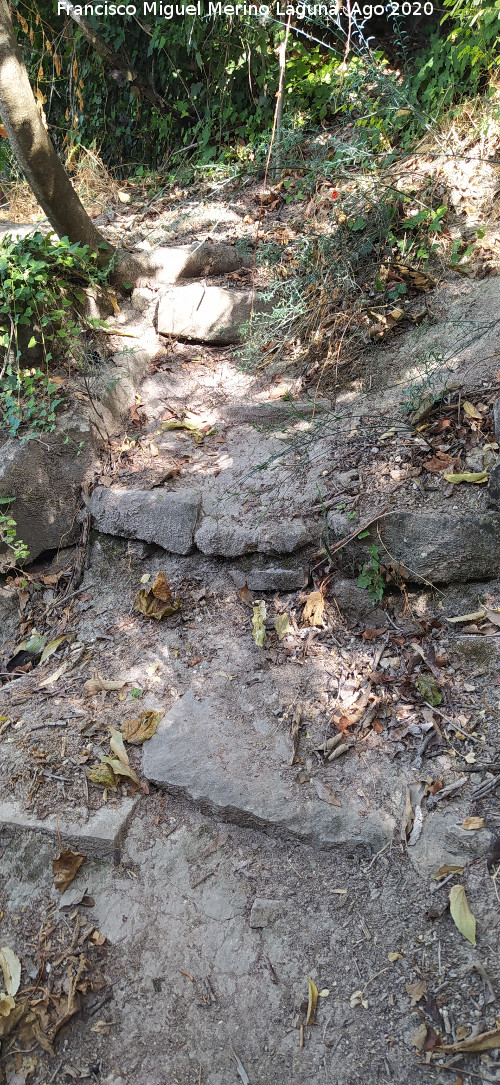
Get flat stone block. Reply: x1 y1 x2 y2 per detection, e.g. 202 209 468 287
90 485 200 555
0 798 137 858
194 516 312 558
380 510 500 582
142 691 395 853
157 284 254 345
230 560 309 592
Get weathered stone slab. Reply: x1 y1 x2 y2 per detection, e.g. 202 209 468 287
142 691 395 853
379 510 500 582
229 558 309 592
0 798 137 858
157 284 254 345
330 510 500 584
0 413 95 565
194 516 312 558
128 242 246 288
90 486 200 555
407 808 492 879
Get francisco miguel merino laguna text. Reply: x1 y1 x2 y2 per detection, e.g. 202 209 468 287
57 1 380 17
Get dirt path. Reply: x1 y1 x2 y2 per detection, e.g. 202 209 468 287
1 171 500 1085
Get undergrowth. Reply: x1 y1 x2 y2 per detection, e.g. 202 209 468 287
0 231 108 438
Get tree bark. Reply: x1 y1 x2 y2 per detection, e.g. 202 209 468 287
0 0 114 262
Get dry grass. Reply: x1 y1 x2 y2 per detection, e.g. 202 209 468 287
0 145 120 223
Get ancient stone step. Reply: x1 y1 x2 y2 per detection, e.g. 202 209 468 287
89 486 201 555
329 508 500 584
194 513 313 558
130 241 248 288
142 690 396 853
157 284 255 344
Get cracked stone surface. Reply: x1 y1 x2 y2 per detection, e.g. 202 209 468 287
89 485 201 555
157 284 255 344
142 690 397 852
0 797 137 858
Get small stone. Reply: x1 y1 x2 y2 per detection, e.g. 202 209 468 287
249 897 280 928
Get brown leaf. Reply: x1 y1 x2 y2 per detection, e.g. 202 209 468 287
313 778 342 807
151 571 172 603
442 1026 500 1053
362 627 387 640
52 848 85 894
302 590 324 627
129 402 144 428
423 452 456 473
306 976 319 1025
122 710 163 745
461 816 485 830
86 762 117 788
406 978 427 1006
83 674 127 694
238 583 253 607
433 864 464 879
133 585 180 620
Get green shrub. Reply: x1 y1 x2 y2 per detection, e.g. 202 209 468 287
0 231 106 438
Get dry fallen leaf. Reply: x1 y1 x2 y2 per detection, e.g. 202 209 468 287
449 884 476 945
444 471 488 484
151 571 172 603
133 578 180 620
0 948 21 996
387 952 403 963
406 978 427 1006
306 976 318 1025
52 848 85 894
40 635 71 664
349 989 369 1010
238 583 253 607
462 400 482 419
109 726 130 767
83 674 127 695
100 755 140 785
0 993 15 1017
252 601 266 647
302 590 325 628
461 816 485 831
122 710 163 745
274 613 291 640
441 1026 500 1053
86 762 118 789
433 864 464 879
313 778 342 808
412 1022 439 1051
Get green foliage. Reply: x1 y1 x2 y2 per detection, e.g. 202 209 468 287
0 231 106 437
0 498 29 566
407 0 500 115
357 545 386 605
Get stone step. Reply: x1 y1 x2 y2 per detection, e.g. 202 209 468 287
142 691 396 854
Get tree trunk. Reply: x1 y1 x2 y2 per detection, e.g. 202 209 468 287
0 0 114 262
